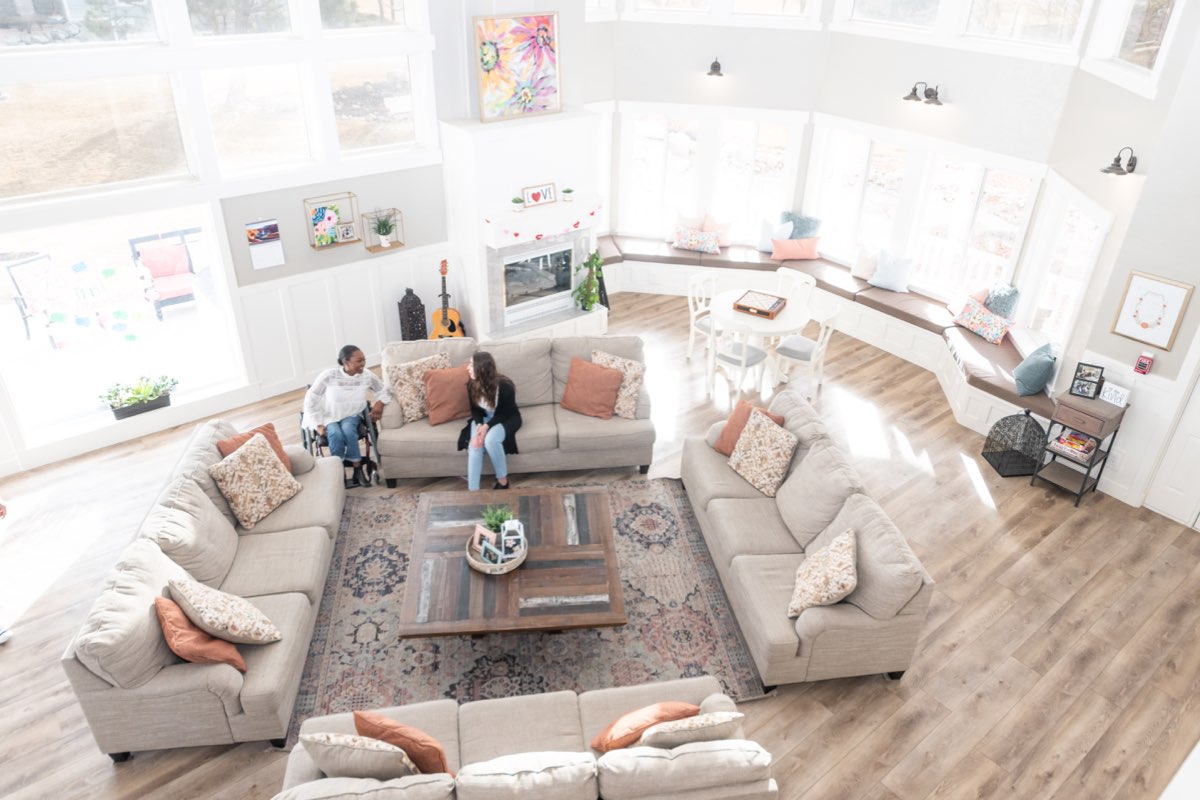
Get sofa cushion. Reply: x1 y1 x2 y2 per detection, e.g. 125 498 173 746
209 434 302 530
74 539 189 689
154 596 247 672
241 456 344 538
560 357 623 420
355 711 453 776
485 338 554 407
455 751 597 800
592 350 646 420
169 577 282 644
458 690 584 764
591 701 700 752
596 740 773 800
727 409 799 497
855 287 955 334
638 711 744 748
680 436 764 511
219 526 333 604
140 477 239 585
238 591 315 720
554 406 656 453
782 259 870 300
298 700 462 773
161 419 241 527
809 494 926 619
703 499 799 570
551 337 648 417
379 404 559 457
387 353 451 423
787 530 857 618
727 554 806 670
217 422 292 472
774 439 865 549
272 775 455 800
300 732 418 780
423 365 471 426
577 677 723 749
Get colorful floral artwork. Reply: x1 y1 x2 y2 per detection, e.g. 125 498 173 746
311 205 341 248
474 14 560 123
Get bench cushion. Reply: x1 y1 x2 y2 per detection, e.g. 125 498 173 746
612 235 701 266
855 287 955 334
699 246 779 270
597 234 623 266
944 327 1056 418
782 259 871 300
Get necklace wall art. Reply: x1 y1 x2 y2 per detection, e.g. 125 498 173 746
1112 270 1194 351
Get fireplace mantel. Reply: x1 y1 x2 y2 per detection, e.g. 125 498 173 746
484 192 603 249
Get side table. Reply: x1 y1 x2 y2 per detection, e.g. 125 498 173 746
1031 394 1126 506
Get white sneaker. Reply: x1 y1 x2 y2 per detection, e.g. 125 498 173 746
0 626 10 644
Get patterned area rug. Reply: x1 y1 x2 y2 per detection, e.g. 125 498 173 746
289 478 763 739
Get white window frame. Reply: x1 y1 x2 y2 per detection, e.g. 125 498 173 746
621 0 823 30
1081 0 1187 99
586 0 620 22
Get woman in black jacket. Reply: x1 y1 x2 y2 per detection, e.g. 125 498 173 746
458 351 522 490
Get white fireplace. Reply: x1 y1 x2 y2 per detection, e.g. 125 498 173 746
487 230 590 331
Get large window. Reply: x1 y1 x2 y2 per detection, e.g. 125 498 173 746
621 114 701 236
852 0 939 27
203 66 312 175
1118 0 1177 69
0 0 159 48
321 0 407 29
186 0 292 36
966 0 1084 46
1082 0 1182 95
330 58 416 153
734 0 811 14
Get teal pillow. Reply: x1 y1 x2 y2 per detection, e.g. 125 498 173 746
1014 343 1055 396
781 212 821 239
984 284 1020 319
867 251 913 293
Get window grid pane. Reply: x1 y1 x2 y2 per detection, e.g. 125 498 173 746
330 58 416 152
712 121 790 243
1030 203 1104 345
186 0 291 36
203 66 311 175
321 0 406 29
1118 0 1176 70
966 0 1083 46
733 0 809 15
1 0 159 48
859 143 908 255
812 132 871 260
851 0 939 27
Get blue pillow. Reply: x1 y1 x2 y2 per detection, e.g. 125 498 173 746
867 251 913 293
984 284 1020 319
781 212 821 239
1014 343 1055 396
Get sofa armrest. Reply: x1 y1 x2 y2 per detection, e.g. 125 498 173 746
380 400 403 430
793 594 929 680
284 445 315 475
597 740 773 800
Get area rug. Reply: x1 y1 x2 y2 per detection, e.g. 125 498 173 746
289 478 763 739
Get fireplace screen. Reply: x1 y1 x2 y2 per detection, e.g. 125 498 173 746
504 247 572 309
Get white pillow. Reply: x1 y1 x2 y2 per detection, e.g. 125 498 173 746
300 732 420 780
638 711 745 748
758 219 794 253
850 250 878 281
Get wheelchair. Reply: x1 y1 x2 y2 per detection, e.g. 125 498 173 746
300 404 382 488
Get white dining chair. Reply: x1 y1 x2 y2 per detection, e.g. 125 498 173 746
772 305 839 401
687 272 718 361
712 327 769 403
775 267 816 309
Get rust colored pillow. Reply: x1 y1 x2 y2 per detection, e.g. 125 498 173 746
714 401 786 456
591 701 701 752
424 365 472 426
354 710 454 776
216 422 291 472
560 357 623 420
154 597 246 672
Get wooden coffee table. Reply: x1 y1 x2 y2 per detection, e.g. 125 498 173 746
397 488 626 637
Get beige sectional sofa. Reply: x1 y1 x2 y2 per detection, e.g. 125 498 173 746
376 336 656 483
61 419 347 760
276 676 777 800
682 390 933 687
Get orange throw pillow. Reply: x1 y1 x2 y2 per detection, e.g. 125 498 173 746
216 422 291 472
354 711 454 776
591 701 701 752
560 357 623 420
154 597 247 672
715 401 786 456
424 365 472 426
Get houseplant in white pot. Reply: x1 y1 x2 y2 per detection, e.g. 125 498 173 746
372 212 397 248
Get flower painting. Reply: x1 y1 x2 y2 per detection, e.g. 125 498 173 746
474 14 560 123
311 204 341 248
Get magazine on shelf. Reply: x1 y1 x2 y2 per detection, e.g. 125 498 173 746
1048 431 1098 460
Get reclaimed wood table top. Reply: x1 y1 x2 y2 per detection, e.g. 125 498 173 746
397 487 627 637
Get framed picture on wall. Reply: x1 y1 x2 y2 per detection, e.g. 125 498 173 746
474 13 561 123
1111 270 1194 351
304 192 360 250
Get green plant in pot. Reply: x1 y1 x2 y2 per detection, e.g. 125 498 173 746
573 250 604 311
372 212 397 248
102 375 178 420
481 504 513 532
511 197 525 213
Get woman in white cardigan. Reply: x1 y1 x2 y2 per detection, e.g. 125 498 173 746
302 345 392 488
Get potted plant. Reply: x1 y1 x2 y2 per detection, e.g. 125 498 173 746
372 212 397 248
102 375 179 420
573 250 604 311
511 197 525 213
562 187 575 203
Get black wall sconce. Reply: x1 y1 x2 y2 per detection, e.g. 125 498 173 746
1100 147 1137 175
707 57 723 77
903 82 942 105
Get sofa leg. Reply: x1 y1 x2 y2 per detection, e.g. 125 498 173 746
385 479 397 488
762 684 777 694
886 671 905 681
639 464 649 474
270 738 287 749
109 752 132 763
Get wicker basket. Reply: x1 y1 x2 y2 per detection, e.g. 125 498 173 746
464 537 527 575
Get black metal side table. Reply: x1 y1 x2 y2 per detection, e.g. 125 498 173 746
1031 394 1127 506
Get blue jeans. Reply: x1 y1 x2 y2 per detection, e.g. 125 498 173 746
325 415 362 463
467 415 507 491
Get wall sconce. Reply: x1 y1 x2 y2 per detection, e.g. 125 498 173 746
902 82 942 105
1100 147 1137 175
707 57 723 77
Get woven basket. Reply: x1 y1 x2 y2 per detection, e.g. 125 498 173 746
464 538 527 575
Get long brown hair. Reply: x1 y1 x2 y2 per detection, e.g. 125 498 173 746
468 351 507 407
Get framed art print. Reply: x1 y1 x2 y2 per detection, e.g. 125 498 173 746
1111 270 1194 350
474 13 560 123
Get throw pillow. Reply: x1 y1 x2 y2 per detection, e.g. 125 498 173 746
787 529 858 617
300 732 420 780
867 251 914 293
637 711 745 748
168 576 282 644
850 251 878 281
208 433 301 530
984 283 1020 319
758 219 794 253
1014 343 1056 396
386 352 452 423
702 214 733 247
714 400 786 457
770 237 820 261
354 711 453 776
672 227 721 255
954 298 1010 345
560 357 623 420
591 701 701 752
728 408 800 498
666 215 703 242
216 422 291 472
139 478 238 585
423 365 471 426
781 212 822 239
154 597 247 672
591 350 646 420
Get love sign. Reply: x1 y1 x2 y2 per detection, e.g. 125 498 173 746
521 182 557 208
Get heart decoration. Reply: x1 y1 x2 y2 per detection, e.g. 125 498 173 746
589 211 595 216
573 221 580 229
485 218 491 224
531 192 541 203
514 232 520 238
535 234 543 240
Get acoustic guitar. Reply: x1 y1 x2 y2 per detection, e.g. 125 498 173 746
430 259 465 338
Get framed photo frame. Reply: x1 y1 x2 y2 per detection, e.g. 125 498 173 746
1111 270 1194 351
521 183 557 207
1069 362 1104 399
474 13 561 123
337 223 357 242
471 525 496 553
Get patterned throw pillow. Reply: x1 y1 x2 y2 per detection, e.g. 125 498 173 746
728 408 800 498
591 350 646 420
386 352 451 423
168 576 282 644
637 711 745 748
208 433 301 529
788 529 857 618
954 298 1011 344
672 226 721 254
300 732 420 780
154 597 247 672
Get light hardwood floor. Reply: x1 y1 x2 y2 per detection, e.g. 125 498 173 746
1 292 1197 799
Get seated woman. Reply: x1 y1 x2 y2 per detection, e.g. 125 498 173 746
303 344 392 488
457 351 522 491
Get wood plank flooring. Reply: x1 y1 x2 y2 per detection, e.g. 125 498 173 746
0 291 1196 799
